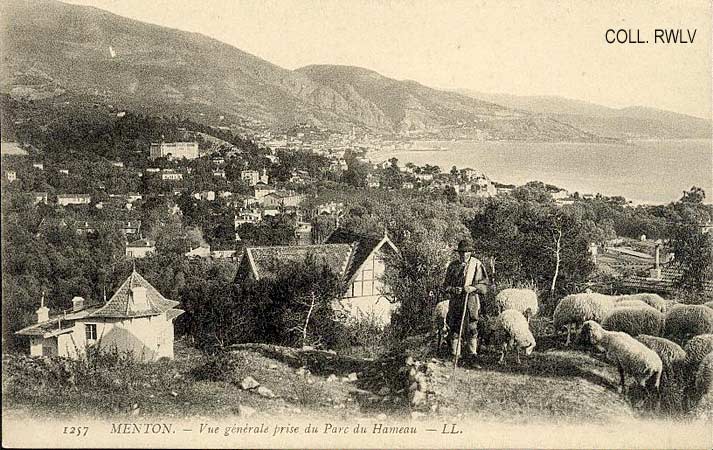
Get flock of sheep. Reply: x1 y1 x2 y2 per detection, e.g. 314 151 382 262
432 289 713 416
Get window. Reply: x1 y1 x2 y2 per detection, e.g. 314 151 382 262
85 324 97 341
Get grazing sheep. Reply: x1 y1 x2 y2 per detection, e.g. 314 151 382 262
683 334 713 371
553 293 618 345
581 321 662 394
691 352 713 418
617 293 667 313
612 299 652 310
432 300 449 350
494 288 538 321
634 334 688 412
602 305 665 337
634 335 686 379
663 305 713 344
489 309 536 365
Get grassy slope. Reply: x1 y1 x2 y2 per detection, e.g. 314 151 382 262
3 336 641 423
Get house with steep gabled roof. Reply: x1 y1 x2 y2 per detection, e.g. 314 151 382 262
15 271 183 361
235 230 399 325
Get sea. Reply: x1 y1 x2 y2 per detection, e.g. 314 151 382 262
374 139 713 205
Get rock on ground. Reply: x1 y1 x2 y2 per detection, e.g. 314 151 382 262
240 376 260 390
256 386 276 398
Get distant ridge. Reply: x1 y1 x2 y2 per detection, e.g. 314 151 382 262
456 90 712 139
0 0 611 141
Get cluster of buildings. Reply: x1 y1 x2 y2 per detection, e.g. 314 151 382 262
17 226 401 361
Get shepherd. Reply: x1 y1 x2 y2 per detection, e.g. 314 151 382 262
443 237 490 366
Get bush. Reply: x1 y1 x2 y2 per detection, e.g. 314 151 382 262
289 373 327 406
190 351 249 384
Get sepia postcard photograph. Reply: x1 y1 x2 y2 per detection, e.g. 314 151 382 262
1 0 712 448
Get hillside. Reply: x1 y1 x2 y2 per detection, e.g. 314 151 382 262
457 90 712 139
1 0 605 141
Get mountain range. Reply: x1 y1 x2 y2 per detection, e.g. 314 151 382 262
456 91 711 139
0 0 709 141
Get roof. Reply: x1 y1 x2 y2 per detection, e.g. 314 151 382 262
243 243 354 281
239 230 398 285
15 303 103 336
622 263 713 294
89 271 180 318
326 229 398 284
57 194 90 199
1 142 28 156
127 238 155 248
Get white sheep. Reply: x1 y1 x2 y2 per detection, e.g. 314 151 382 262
635 334 687 374
683 334 713 372
602 305 665 337
617 293 667 313
663 305 713 344
613 299 652 310
432 300 449 350
581 320 662 395
488 309 536 365
691 351 713 418
553 293 618 345
494 288 538 321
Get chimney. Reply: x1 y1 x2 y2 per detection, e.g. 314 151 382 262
35 292 49 323
71 296 85 312
649 241 662 279
36 305 49 323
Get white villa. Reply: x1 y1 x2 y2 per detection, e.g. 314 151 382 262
16 271 184 361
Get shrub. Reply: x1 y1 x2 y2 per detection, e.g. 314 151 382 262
190 352 249 384
289 373 327 406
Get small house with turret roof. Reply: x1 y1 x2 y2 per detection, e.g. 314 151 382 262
15 271 183 361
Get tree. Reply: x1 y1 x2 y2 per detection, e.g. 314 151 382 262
670 223 713 292
342 159 370 188
681 186 706 204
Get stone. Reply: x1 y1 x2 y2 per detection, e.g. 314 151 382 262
340 377 350 383
170 391 178 397
378 386 391 396
240 376 260 390
405 356 415 366
256 386 276 398
302 345 314 351
238 404 256 418
269 364 278 370
410 390 426 406
347 372 358 381
296 367 309 376
327 374 338 382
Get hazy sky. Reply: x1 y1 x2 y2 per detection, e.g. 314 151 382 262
66 0 712 119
